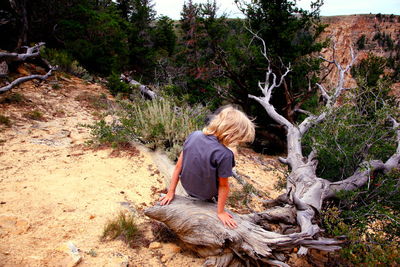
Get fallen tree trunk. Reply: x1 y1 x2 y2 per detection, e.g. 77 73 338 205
145 195 342 267
120 73 157 100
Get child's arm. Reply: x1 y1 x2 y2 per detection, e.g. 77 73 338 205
217 177 237 228
160 152 183 205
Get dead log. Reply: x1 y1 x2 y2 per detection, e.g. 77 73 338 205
0 43 56 93
120 73 157 100
145 195 342 267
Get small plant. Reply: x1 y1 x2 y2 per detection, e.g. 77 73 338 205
25 110 43 120
106 72 131 96
85 119 129 148
322 170 400 265
51 83 61 90
0 114 11 127
101 212 144 247
227 183 257 211
0 92 26 104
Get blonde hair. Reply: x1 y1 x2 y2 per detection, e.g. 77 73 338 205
203 105 255 147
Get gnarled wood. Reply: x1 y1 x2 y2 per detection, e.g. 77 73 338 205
145 195 342 266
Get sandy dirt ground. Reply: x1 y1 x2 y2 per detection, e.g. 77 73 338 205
0 75 285 266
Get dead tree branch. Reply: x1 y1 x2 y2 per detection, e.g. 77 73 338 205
120 73 157 100
0 65 56 93
0 42 45 63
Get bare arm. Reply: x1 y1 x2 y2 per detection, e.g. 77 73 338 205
217 177 237 228
160 152 183 205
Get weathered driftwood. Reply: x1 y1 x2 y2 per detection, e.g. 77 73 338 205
145 36 400 266
145 195 342 267
0 43 56 93
120 73 157 99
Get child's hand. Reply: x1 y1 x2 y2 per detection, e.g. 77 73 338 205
217 211 237 229
159 192 174 205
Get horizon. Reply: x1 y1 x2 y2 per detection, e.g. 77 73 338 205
153 0 400 20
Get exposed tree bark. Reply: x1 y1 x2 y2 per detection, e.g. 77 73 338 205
145 34 400 266
145 195 342 267
120 73 157 99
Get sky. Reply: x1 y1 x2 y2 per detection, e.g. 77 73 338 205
152 0 400 19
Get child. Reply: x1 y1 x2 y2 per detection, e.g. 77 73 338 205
160 106 255 228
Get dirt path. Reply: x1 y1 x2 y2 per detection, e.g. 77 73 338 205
0 76 284 266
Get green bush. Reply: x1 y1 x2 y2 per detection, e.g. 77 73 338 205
119 98 208 160
0 92 26 104
24 110 44 121
322 170 400 265
304 56 398 182
88 97 208 160
106 73 131 96
41 47 88 76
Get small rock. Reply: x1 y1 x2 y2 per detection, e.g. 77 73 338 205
163 243 181 254
55 241 83 267
149 242 162 249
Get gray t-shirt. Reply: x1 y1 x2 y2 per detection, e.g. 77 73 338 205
180 131 235 200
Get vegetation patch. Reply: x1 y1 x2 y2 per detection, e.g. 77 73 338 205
88 97 208 160
0 114 11 127
24 110 44 121
322 170 400 265
101 212 146 248
0 92 27 104
227 183 257 213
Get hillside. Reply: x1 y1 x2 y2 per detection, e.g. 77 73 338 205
0 74 285 266
319 14 400 94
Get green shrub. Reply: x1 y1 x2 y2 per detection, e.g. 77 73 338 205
119 98 208 160
86 119 129 148
41 47 88 76
322 170 400 265
41 48 74 71
88 97 208 160
106 72 131 96
101 212 143 247
305 56 398 182
356 34 366 50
